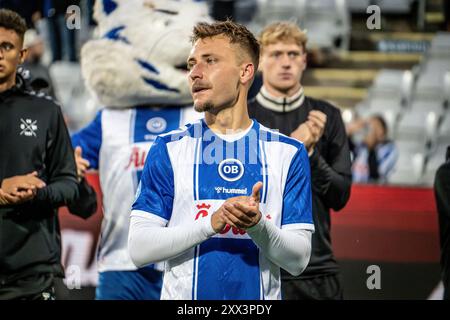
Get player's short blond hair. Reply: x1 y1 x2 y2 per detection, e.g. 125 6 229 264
259 22 308 53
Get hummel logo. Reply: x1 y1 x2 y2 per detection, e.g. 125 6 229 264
20 118 38 137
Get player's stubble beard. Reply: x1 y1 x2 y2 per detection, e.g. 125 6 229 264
193 81 241 115
194 100 214 113
194 95 240 115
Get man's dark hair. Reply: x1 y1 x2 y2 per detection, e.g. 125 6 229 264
373 114 388 135
0 9 27 42
191 19 260 72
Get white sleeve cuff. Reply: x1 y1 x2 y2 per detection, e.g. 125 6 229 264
246 215 312 276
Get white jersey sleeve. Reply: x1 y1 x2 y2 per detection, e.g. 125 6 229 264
128 211 214 267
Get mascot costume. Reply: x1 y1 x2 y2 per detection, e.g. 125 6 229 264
72 0 210 299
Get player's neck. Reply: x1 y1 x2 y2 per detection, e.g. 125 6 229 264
205 102 252 135
0 73 16 93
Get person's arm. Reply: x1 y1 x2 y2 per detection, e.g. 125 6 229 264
276 146 314 275
129 211 215 267
128 136 177 267
67 112 103 218
0 188 33 206
435 161 450 221
0 172 45 205
67 178 97 219
309 107 352 211
32 104 79 207
129 211 312 276
247 218 312 276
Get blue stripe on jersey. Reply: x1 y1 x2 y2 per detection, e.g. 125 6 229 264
193 138 201 201
260 140 268 204
133 107 182 143
281 147 313 226
196 238 260 300
71 110 102 170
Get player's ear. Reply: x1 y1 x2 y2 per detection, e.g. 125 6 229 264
19 48 28 64
240 63 255 85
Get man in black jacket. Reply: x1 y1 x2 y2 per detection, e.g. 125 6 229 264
249 22 352 300
434 146 450 300
0 9 93 300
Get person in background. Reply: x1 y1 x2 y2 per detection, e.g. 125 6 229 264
0 9 92 300
42 0 79 62
347 114 398 184
434 146 450 300
248 21 352 300
21 28 55 97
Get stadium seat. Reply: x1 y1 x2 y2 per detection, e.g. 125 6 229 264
430 32 450 50
397 110 440 146
438 111 450 139
370 69 414 106
373 0 414 14
299 0 351 51
248 0 350 51
409 99 444 115
415 59 450 101
247 0 305 34
346 0 370 13
388 151 425 185
428 32 450 58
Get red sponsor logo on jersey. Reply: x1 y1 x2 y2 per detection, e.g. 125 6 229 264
125 147 147 170
220 224 246 235
195 203 211 220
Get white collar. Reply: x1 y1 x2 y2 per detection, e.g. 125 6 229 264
255 86 305 113
215 120 254 142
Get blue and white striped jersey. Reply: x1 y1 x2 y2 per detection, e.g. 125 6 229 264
72 106 201 272
132 119 314 300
